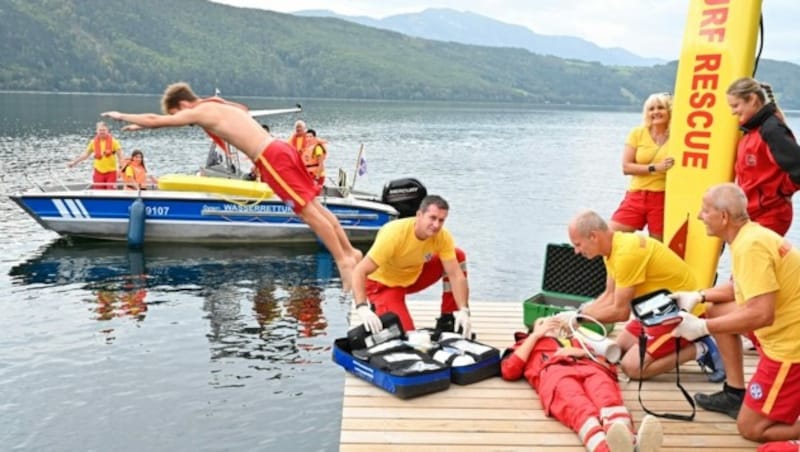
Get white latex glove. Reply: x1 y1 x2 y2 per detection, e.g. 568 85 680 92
670 291 703 312
453 308 472 339
671 311 710 341
356 304 383 334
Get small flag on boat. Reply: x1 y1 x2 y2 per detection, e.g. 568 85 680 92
357 152 367 176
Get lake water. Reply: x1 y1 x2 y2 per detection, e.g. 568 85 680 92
2 92 800 451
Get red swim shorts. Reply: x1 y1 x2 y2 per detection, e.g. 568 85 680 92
611 190 665 236
255 140 321 214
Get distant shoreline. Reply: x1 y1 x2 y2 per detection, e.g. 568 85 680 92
0 90 637 112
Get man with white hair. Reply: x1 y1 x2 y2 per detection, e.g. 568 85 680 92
671 182 800 448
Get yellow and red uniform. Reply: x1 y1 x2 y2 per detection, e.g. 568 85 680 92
365 217 467 332
731 222 800 424
84 133 122 189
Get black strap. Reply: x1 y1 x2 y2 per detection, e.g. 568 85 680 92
637 331 696 421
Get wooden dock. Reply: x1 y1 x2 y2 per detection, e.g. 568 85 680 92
340 300 760 451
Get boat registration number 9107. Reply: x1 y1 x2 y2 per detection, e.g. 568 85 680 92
145 206 170 216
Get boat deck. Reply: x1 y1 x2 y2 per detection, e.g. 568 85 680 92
340 300 759 451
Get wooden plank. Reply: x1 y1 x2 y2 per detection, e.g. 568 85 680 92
340 300 758 451
341 447 754 452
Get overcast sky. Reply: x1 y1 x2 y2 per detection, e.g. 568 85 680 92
213 0 799 63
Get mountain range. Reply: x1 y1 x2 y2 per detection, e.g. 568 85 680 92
1 0 798 107
295 8 666 67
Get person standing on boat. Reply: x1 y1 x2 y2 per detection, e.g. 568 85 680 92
351 195 471 338
67 121 124 189
725 78 800 236
670 183 800 449
568 210 725 382
609 93 676 241
502 315 664 452
101 82 362 291
287 120 307 152
303 128 327 187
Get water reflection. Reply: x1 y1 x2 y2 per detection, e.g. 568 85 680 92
5 238 346 451
9 238 338 343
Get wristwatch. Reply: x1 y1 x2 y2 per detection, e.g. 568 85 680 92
648 164 656 173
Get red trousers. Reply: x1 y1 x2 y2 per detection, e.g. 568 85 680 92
538 361 624 434
367 248 466 332
92 169 117 189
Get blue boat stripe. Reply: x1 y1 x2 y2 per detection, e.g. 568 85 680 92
64 199 85 218
74 199 90 218
52 199 73 218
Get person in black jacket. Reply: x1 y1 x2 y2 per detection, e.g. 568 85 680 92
726 77 800 235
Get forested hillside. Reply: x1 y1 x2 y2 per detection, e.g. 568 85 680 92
1 0 799 107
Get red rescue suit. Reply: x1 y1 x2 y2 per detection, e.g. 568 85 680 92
501 333 629 451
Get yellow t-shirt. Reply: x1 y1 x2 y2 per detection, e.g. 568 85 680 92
605 231 697 297
85 137 122 173
731 222 800 361
367 217 456 287
626 126 669 192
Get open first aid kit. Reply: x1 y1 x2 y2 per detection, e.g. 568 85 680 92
332 312 501 398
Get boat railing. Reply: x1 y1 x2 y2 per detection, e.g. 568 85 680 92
18 164 158 193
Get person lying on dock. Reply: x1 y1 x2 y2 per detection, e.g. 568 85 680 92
501 315 663 452
568 210 725 383
101 82 362 290
351 195 472 338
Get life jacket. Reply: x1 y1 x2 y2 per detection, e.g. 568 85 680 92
287 133 306 152
122 159 148 189
301 137 327 177
92 133 115 159
195 97 249 156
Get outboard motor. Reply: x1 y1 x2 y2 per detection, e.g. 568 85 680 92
381 178 427 218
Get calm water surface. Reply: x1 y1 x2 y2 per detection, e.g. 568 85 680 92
2 92 800 451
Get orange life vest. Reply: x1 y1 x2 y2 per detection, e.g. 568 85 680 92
301 137 327 178
287 133 306 152
92 133 115 159
122 159 148 189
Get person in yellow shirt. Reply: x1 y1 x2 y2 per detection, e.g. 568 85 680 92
121 149 156 190
351 195 471 338
302 129 327 186
569 210 724 382
671 183 800 448
609 93 676 240
68 121 124 189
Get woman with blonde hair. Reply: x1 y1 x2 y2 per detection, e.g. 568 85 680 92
726 77 800 235
609 93 676 240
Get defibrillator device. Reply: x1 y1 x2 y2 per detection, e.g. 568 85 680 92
630 290 682 327
630 289 696 421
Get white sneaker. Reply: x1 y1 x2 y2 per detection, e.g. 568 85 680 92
636 414 663 452
606 422 634 452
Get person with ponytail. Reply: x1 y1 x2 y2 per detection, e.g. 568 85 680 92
726 77 800 235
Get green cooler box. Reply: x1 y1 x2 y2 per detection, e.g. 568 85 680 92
523 243 612 335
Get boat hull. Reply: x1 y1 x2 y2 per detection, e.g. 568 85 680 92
11 186 396 244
